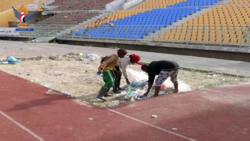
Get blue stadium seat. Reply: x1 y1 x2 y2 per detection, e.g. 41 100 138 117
73 0 219 39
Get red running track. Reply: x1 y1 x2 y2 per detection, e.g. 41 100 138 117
0 70 249 141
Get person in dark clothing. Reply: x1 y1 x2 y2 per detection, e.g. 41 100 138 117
112 48 128 93
141 60 180 97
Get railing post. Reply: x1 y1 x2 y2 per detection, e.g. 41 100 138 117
97 26 99 40
116 25 117 41
159 26 161 43
64 25 66 38
136 26 138 41
126 25 127 42
148 25 149 42
173 26 175 44
88 25 90 40
220 25 223 47
240 25 243 48
203 25 205 46
48 25 49 37
106 25 108 40
187 25 189 45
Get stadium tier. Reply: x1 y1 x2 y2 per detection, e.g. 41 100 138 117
154 0 250 44
48 0 114 11
38 13 99 25
0 0 34 12
71 0 221 39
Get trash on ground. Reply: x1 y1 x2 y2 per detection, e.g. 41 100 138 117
172 128 178 130
76 53 101 61
0 56 19 65
6 56 19 64
93 68 192 107
46 89 61 94
89 118 93 120
151 115 158 118
62 91 71 95
94 71 103 77
112 100 119 105
42 83 54 88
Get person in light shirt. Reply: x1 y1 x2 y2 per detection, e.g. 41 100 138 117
116 54 143 89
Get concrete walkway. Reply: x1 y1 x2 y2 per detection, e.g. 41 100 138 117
0 40 250 76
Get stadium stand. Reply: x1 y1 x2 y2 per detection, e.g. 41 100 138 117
0 0 35 12
38 13 99 25
154 0 250 44
71 0 221 39
48 0 114 11
22 0 110 37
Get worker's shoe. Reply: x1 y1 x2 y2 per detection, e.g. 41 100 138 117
104 88 112 97
113 89 121 93
97 86 109 101
97 97 106 101
117 87 123 90
104 93 112 97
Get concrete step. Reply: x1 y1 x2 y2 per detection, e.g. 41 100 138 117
31 37 56 43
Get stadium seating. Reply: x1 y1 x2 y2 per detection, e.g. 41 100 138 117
87 0 188 26
0 0 34 12
154 0 250 44
38 12 99 25
72 0 221 39
48 0 113 11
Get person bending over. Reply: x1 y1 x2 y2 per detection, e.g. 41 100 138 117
141 60 179 97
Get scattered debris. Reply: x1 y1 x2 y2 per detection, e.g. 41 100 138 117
94 71 103 77
46 89 61 94
89 118 93 120
151 115 158 118
0 56 19 65
76 53 101 61
62 91 71 95
42 83 54 88
6 56 19 64
199 86 205 89
172 128 178 130
112 100 119 105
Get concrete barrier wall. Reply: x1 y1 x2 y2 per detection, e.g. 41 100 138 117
56 39 250 62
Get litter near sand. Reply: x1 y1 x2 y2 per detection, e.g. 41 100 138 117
96 68 192 107
62 91 71 95
0 56 19 64
94 71 103 77
76 53 101 61
41 83 54 88
6 56 19 64
151 115 158 118
46 89 61 94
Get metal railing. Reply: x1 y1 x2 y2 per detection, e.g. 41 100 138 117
16 24 250 47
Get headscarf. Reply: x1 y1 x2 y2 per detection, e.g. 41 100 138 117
129 54 143 65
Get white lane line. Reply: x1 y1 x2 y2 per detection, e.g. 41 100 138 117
0 111 45 141
108 109 196 141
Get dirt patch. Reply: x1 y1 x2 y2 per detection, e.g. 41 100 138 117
0 54 249 107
